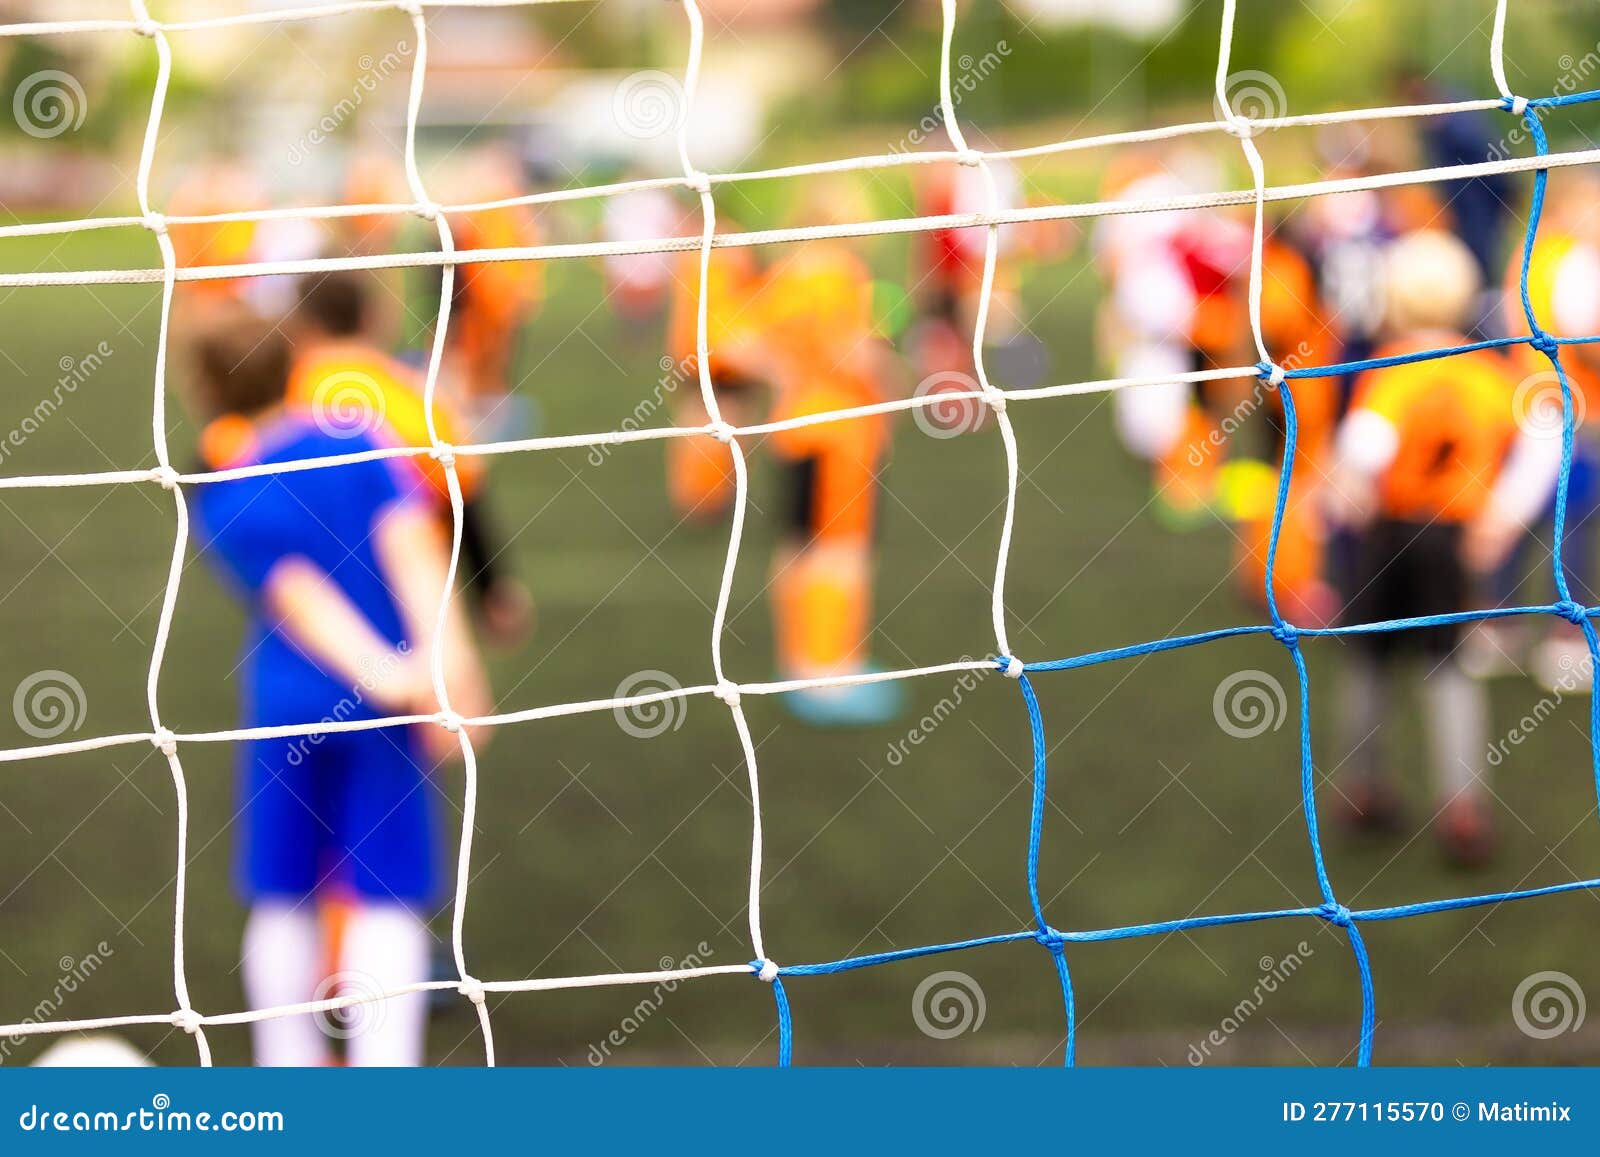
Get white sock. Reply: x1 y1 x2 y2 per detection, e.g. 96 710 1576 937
241 902 330 1067
340 904 431 1067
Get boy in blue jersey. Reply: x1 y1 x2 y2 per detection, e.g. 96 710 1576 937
189 309 490 1066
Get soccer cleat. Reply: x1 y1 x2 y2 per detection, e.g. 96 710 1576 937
1435 794 1497 868
783 676 905 728
1330 776 1407 837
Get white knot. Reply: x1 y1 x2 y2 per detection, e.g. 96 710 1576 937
709 421 736 445
170 1007 203 1034
458 977 486 1005
143 211 167 236
756 959 779 983
431 443 456 470
984 389 1008 415
714 681 741 708
133 18 160 39
1222 116 1256 139
437 710 464 734
414 200 439 222
149 465 180 490
152 727 178 756
956 149 983 168
684 171 712 196
1265 363 1286 387
1002 656 1024 679
1511 95 1529 116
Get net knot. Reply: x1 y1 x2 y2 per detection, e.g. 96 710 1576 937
956 148 983 168
1529 331 1560 358
458 977 486 1005
998 655 1025 679
754 958 780 983
430 442 456 470
142 211 167 236
414 200 440 222
1034 926 1067 953
709 420 736 445
684 170 712 196
1318 902 1354 928
132 17 160 39
1222 115 1256 139
149 464 180 490
1271 623 1299 647
437 710 465 734
170 1007 203 1034
1257 360 1286 388
1503 94 1531 117
1555 600 1589 626
984 388 1008 415
713 680 741 708
152 727 178 757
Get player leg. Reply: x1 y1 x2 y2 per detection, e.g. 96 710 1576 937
666 374 756 521
237 734 335 1066
335 724 440 1066
772 416 900 725
1415 523 1495 866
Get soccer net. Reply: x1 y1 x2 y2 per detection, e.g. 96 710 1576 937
1 0 1598 1067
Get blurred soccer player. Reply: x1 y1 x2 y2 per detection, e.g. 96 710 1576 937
282 271 534 649
187 308 491 1065
443 148 542 435
757 240 905 724
663 238 767 521
602 182 684 338
1325 231 1539 866
1463 173 1600 688
1093 151 1253 526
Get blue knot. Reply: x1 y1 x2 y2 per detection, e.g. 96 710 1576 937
1255 360 1286 388
1271 623 1299 647
1318 902 1354 928
1555 600 1589 626
1529 331 1560 358
1035 927 1067 954
1500 94 1535 118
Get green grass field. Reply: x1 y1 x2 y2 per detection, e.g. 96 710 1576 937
1 221 1598 1067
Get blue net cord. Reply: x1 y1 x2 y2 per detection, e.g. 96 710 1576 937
757 90 1600 1066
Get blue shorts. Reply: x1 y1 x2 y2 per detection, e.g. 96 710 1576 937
237 723 439 904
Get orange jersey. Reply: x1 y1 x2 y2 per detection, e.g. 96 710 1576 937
453 204 542 326
1502 233 1600 409
285 341 482 503
1349 336 1517 522
667 245 764 378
